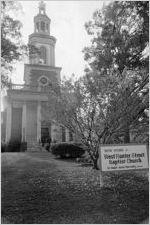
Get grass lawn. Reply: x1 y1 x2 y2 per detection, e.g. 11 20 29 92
1 152 149 224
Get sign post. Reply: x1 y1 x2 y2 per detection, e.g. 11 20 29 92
99 144 149 172
98 146 104 187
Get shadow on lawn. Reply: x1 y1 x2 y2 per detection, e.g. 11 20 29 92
54 157 77 163
100 173 149 224
54 157 93 168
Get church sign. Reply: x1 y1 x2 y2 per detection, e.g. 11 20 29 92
99 144 148 172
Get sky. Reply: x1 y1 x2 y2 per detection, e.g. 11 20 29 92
11 1 106 84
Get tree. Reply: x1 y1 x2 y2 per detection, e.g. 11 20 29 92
1 1 25 88
47 1 149 169
83 1 149 73
83 1 149 143
95 68 149 144
48 66 148 170
48 77 103 170
1 1 41 89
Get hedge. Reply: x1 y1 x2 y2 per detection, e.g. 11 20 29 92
51 142 85 158
2 140 27 152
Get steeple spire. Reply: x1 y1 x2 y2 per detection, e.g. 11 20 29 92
39 0 46 14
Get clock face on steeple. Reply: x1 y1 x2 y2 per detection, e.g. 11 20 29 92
40 77 48 85
38 76 49 86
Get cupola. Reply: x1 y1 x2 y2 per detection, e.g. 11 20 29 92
34 0 51 34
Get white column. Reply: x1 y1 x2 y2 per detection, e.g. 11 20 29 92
50 45 53 66
50 45 55 66
37 101 41 142
22 103 27 142
52 45 55 66
6 103 12 142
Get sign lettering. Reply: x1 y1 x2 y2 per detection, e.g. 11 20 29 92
100 144 148 172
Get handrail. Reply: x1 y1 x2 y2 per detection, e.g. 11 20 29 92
8 83 50 93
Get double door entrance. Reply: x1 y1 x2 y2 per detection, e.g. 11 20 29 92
41 127 50 143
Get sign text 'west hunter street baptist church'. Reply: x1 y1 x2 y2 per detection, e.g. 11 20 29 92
100 144 148 172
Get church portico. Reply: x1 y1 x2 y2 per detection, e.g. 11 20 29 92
4 89 71 148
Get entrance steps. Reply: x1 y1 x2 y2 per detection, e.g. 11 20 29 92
27 140 42 152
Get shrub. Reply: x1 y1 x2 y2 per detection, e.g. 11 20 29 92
51 142 85 158
76 153 92 165
6 140 21 152
1 141 6 153
45 143 50 152
5 140 27 152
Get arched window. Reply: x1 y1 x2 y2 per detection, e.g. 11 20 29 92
39 46 47 64
41 21 45 32
41 9 44 15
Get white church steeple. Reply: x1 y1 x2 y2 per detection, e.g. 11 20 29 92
28 1 56 66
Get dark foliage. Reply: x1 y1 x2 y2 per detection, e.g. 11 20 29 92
76 153 93 165
6 140 21 152
51 143 85 158
83 1 149 73
1 142 6 153
1 1 25 88
45 143 50 152
5 140 27 152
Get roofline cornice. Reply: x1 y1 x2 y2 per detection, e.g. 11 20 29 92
25 63 62 71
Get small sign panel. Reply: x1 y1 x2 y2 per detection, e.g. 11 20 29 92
100 144 148 172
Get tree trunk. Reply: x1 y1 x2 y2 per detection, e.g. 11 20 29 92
87 145 99 170
124 128 130 143
93 158 99 170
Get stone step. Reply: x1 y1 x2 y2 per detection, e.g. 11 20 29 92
27 141 42 152
27 144 41 147
27 148 41 152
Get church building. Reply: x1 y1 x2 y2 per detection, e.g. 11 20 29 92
2 1 74 151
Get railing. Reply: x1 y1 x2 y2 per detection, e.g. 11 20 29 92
8 84 50 93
